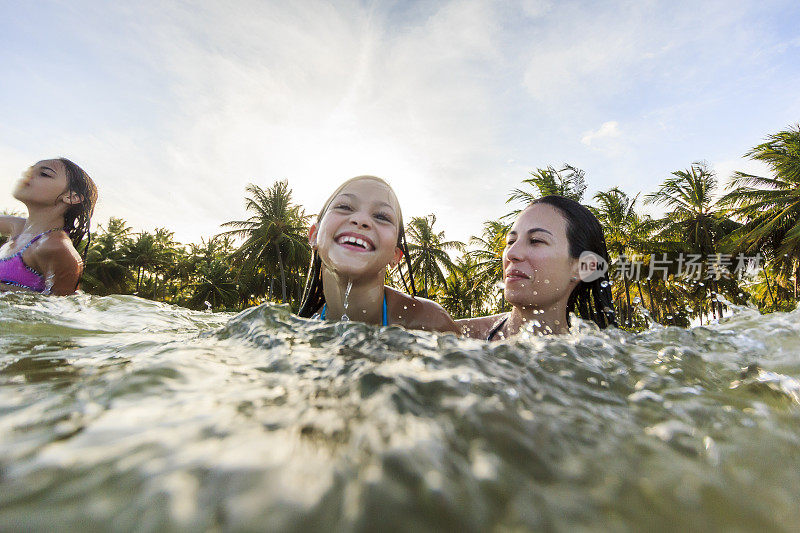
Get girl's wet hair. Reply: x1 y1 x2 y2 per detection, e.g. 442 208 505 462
531 195 617 329
298 176 416 318
59 158 98 273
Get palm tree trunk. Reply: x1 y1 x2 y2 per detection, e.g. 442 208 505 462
646 278 659 322
136 266 142 293
636 280 651 317
623 277 632 327
763 265 775 307
275 242 287 302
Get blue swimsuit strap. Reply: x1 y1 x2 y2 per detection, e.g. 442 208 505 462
320 294 388 326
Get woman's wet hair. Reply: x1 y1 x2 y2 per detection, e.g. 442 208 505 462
531 195 617 328
298 176 416 318
59 157 98 266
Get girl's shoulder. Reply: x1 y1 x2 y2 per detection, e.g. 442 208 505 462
26 231 82 294
30 230 79 260
385 287 459 333
456 313 507 339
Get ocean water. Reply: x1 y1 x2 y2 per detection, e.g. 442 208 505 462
1 292 799 532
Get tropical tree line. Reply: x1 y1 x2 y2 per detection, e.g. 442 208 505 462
74 124 800 328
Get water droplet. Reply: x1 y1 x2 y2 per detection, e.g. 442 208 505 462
341 279 353 320
600 280 610 287
544 279 550 284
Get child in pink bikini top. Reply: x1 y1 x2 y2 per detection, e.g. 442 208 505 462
1 158 97 296
0 229 60 293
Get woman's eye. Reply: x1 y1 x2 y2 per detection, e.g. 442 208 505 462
530 239 544 245
334 203 352 211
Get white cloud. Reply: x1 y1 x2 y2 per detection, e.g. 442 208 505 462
581 121 620 146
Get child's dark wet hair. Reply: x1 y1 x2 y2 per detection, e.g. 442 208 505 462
59 157 98 265
298 176 416 318
531 195 617 328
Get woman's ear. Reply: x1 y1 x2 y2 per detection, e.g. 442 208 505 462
308 224 318 249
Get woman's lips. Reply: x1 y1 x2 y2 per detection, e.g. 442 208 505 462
505 270 530 282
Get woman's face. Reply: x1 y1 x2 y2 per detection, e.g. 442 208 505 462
310 178 403 279
13 160 70 206
503 203 579 311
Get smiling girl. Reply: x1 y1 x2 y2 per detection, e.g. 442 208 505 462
298 176 458 333
0 158 97 295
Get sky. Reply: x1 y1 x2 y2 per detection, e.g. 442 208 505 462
2 0 799 246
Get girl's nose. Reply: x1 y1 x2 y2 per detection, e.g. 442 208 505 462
350 211 370 228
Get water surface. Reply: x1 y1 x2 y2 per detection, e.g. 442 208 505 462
2 292 799 531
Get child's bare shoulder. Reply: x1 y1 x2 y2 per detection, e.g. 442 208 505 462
386 287 458 333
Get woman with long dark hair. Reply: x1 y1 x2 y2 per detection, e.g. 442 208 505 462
459 195 616 339
298 175 457 332
0 158 97 295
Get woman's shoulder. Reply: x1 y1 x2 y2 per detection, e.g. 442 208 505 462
456 313 507 339
385 287 459 333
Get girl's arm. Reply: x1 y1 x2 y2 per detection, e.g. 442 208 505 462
0 216 25 236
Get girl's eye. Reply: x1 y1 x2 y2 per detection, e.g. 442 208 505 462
334 203 352 211
374 213 392 223
505 240 516 247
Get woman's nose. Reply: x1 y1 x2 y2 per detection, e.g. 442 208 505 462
505 241 522 261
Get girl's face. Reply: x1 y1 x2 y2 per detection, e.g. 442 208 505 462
503 203 580 311
13 160 70 206
310 178 403 279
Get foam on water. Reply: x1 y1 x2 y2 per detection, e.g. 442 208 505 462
1 292 799 531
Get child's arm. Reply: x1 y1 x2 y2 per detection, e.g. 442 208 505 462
0 216 25 236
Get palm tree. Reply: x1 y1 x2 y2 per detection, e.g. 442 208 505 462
405 214 463 299
507 164 587 212
82 217 133 294
439 255 487 318
645 162 740 321
221 180 310 306
467 219 510 314
720 124 800 299
188 258 238 310
592 188 654 325
124 231 160 294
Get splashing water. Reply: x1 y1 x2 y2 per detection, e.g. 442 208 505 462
341 279 353 321
2 292 800 531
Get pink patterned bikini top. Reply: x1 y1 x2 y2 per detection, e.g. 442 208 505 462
0 230 57 293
